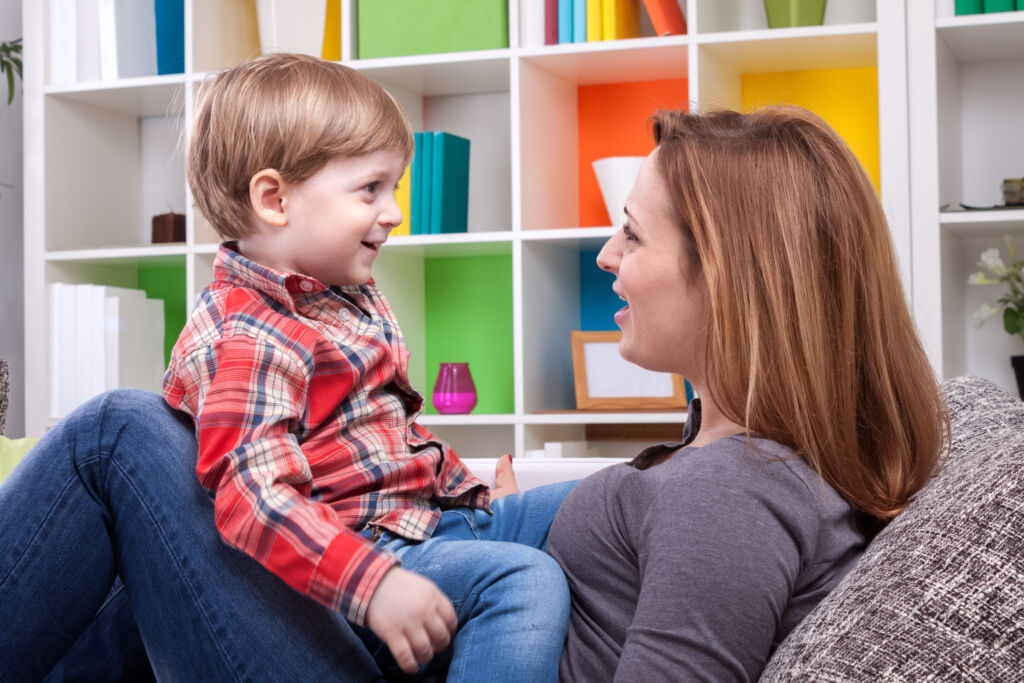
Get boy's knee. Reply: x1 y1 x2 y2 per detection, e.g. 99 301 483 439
505 550 570 618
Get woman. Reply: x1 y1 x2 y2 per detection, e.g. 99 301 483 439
545 106 947 680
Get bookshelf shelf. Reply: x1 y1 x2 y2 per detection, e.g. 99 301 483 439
21 0 943 454
940 209 1024 238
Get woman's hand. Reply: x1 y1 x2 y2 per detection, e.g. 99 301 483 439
490 454 520 500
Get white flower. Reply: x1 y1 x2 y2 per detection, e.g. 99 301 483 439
973 303 1001 328
967 272 993 285
978 248 1007 276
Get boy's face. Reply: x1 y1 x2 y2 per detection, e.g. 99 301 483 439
274 150 406 287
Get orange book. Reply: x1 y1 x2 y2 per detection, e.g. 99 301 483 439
642 0 686 36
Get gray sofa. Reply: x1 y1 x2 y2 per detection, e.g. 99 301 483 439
761 376 1024 680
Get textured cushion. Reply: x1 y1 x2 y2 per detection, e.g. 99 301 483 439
0 359 8 436
760 376 1024 681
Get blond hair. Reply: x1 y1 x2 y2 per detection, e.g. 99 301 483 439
652 106 947 525
188 53 414 240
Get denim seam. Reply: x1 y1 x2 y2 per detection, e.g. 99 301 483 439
107 452 246 683
0 474 80 591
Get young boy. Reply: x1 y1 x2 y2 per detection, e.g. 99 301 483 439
163 53 572 680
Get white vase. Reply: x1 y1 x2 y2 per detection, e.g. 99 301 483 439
592 156 646 228
257 0 328 56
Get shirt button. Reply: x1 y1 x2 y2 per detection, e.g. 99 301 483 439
299 281 313 292
339 310 350 321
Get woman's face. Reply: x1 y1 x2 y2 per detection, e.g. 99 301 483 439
596 149 708 381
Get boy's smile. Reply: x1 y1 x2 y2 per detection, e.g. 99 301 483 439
241 150 407 287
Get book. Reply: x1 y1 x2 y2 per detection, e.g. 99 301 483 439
50 0 77 84
411 133 424 235
602 0 641 40
98 0 158 80
559 0 573 43
419 132 434 235
520 0 546 47
641 0 686 36
76 0 102 82
587 0 603 41
357 0 508 59
429 132 471 234
545 0 559 45
154 0 185 75
103 288 147 391
573 0 587 43
393 162 412 236
49 283 77 418
322 0 342 60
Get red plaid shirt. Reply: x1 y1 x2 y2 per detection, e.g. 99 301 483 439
163 243 490 624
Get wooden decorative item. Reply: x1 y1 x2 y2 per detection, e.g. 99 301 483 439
152 211 185 243
570 330 687 410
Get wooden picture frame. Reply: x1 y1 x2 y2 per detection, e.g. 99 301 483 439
570 331 688 410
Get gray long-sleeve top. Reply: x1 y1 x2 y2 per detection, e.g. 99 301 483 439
547 400 866 682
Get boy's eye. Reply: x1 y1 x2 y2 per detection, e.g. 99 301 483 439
364 182 379 194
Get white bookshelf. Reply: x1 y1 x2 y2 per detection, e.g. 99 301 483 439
908 0 1024 397
24 0 923 456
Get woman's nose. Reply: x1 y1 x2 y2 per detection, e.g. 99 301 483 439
596 232 621 273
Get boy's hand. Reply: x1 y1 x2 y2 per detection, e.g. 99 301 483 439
365 566 457 674
490 453 520 500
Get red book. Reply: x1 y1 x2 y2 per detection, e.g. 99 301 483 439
545 0 559 44
642 0 687 36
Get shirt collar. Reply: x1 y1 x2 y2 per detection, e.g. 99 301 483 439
213 242 330 310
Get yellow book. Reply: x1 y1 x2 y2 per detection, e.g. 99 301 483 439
322 0 341 61
587 0 604 41
393 163 412 236
602 0 641 41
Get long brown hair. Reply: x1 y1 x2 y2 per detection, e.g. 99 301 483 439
652 106 947 524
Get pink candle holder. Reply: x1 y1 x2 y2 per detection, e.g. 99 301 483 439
432 362 477 414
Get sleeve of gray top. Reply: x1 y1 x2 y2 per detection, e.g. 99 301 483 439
614 442 820 682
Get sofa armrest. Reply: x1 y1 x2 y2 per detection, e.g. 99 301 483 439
463 457 627 491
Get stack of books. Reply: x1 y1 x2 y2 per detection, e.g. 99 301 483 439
49 0 184 85
49 283 166 419
523 0 686 46
394 132 471 236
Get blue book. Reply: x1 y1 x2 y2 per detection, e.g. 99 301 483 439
411 133 423 235
559 0 573 43
154 0 184 75
430 132 471 234
573 0 586 43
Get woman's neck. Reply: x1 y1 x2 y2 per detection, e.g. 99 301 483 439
688 384 745 448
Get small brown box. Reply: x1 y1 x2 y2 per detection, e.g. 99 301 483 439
152 212 186 243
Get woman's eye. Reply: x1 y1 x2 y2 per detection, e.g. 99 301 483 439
623 225 639 242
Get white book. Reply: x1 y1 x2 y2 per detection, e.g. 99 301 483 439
74 284 110 409
76 0 102 82
520 0 546 47
111 294 165 394
49 0 77 85
103 288 146 390
97 0 158 80
143 297 166 393
49 283 65 419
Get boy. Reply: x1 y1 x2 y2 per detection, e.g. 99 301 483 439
163 53 571 680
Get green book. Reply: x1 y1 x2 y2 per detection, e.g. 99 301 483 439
419 133 434 235
983 0 1014 10
955 0 983 13
430 132 471 234
358 0 509 59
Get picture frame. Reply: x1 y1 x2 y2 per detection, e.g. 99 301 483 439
570 330 688 410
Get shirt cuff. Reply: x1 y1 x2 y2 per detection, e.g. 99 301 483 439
310 531 399 626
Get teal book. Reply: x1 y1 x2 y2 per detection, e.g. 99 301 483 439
559 0 573 43
358 0 508 59
573 0 586 43
154 0 184 74
430 132 471 234
418 133 434 235
411 133 423 235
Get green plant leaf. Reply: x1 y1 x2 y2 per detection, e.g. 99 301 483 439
1005 307 1022 335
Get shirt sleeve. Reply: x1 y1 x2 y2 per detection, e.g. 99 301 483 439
167 334 397 625
614 448 817 682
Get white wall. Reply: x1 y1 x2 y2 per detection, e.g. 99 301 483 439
0 0 23 436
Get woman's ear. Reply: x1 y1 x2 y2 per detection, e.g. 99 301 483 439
249 169 288 227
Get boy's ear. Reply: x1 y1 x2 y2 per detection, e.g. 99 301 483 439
249 169 289 227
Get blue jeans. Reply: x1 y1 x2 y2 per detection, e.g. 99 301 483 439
0 390 574 681
359 481 576 682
